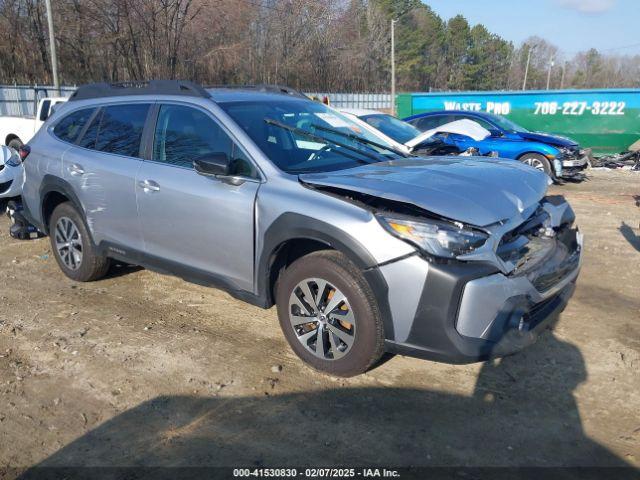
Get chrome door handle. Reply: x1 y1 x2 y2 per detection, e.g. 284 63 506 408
138 180 160 192
68 163 85 176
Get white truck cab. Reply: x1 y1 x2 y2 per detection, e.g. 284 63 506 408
0 96 68 150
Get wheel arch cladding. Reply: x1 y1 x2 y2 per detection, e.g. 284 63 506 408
259 213 395 340
40 176 86 235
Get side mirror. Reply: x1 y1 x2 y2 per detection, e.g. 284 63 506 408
489 129 503 137
194 153 229 177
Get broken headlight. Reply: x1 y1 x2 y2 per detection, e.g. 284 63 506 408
559 147 577 159
378 215 489 259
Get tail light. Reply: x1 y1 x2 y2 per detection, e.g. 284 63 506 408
18 145 31 161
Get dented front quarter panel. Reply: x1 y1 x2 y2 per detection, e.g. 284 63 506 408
255 174 417 270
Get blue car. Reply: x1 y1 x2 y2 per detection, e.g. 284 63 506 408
404 110 589 180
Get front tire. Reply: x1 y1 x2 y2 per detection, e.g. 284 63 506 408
519 153 552 177
49 202 110 282
275 250 385 377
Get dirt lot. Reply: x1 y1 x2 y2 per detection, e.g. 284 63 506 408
0 169 638 474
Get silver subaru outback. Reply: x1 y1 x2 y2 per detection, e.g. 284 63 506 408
19 81 583 377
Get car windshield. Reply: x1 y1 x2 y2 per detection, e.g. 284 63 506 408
218 99 404 174
359 113 421 144
485 113 529 133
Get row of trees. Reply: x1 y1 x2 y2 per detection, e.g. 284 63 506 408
0 0 638 92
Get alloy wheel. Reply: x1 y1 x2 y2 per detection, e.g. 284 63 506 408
54 216 83 270
523 157 546 171
288 278 356 360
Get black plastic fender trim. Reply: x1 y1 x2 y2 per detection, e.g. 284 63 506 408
38 175 87 235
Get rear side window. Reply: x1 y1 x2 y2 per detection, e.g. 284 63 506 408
78 110 102 149
39 100 51 121
95 104 150 157
53 108 95 143
412 115 446 131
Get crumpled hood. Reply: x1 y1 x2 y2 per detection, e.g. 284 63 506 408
405 119 491 149
300 157 549 227
518 131 578 148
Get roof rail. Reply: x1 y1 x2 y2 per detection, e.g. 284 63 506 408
206 83 309 99
68 80 210 102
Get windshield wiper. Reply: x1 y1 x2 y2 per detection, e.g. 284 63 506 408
310 123 409 157
264 118 384 164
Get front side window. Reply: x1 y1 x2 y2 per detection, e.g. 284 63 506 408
152 104 256 177
53 107 95 144
484 113 528 133
451 115 495 131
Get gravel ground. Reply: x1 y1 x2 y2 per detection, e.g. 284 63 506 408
0 169 638 475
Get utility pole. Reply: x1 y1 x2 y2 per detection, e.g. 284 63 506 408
560 62 567 89
546 55 554 90
522 45 535 91
44 0 60 92
390 19 397 116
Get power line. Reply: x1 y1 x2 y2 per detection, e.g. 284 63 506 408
600 42 640 52
562 42 640 56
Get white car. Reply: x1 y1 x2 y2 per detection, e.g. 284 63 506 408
338 108 490 155
0 146 24 199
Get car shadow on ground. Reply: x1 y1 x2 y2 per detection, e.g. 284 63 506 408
103 262 144 280
619 222 640 252
18 331 635 477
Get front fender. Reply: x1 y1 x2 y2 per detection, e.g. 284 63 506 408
256 212 396 340
515 142 560 159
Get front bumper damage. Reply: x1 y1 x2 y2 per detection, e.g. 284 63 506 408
562 156 588 169
380 197 583 363
561 149 590 173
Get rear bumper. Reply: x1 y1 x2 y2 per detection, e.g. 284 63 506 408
381 229 583 364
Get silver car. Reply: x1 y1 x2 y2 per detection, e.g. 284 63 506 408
19 81 583 376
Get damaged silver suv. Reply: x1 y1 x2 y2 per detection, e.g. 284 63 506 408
20 81 583 376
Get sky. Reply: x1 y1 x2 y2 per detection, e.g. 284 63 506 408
425 0 640 56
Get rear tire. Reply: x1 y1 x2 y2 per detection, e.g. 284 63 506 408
519 153 552 177
49 202 110 282
275 250 385 377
